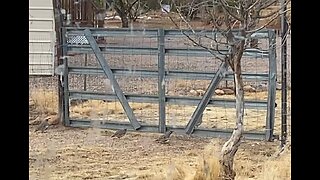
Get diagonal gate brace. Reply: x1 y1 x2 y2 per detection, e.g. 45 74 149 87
185 61 229 134
84 29 141 130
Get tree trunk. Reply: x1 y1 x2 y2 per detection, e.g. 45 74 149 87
114 0 129 28
120 13 129 28
219 40 245 180
219 71 244 179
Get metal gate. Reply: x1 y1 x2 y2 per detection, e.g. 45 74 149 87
60 27 277 140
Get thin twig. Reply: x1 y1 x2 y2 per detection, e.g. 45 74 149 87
246 8 291 33
218 0 243 21
246 0 262 12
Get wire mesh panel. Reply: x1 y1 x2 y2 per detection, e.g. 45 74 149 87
66 28 160 128
163 31 273 136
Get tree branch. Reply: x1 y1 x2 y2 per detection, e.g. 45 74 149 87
218 0 244 21
254 0 291 19
128 0 140 11
246 8 291 33
259 0 277 10
245 0 261 12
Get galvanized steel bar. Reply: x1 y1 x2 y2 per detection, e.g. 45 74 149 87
62 27 70 126
83 28 141 130
164 29 269 38
185 62 228 134
68 119 266 140
158 29 166 133
68 91 268 109
66 28 159 37
68 66 269 81
53 0 64 125
266 30 277 141
165 48 269 58
67 46 158 55
280 0 288 147
83 54 87 91
66 28 268 39
67 45 269 58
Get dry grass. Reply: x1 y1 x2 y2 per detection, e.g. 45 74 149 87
161 155 221 180
29 89 58 115
193 156 220 180
66 90 274 131
166 163 188 180
161 140 282 180
164 141 222 180
260 152 291 180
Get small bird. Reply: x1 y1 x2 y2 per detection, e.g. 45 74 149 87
155 130 174 144
111 129 127 138
34 117 50 133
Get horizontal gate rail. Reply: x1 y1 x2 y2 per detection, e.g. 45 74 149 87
69 91 268 109
67 45 269 58
68 119 266 140
67 66 269 81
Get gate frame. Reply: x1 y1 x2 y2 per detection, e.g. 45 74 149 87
60 27 277 141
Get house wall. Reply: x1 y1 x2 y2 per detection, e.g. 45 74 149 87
29 0 56 75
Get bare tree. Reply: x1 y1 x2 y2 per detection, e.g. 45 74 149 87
175 0 204 20
165 0 291 179
113 0 149 27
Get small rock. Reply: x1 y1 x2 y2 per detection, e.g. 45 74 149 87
190 89 199 96
222 88 234 95
196 89 205 96
138 166 148 170
243 85 256 92
215 89 225 95
47 115 60 125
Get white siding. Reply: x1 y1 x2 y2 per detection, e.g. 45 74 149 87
29 0 55 75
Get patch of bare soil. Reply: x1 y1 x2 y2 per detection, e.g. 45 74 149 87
29 124 282 180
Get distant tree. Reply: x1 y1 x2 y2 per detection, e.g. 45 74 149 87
113 0 149 27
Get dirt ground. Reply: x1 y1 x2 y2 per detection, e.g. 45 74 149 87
29 123 288 180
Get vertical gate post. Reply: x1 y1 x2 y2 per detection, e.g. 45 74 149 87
280 0 288 147
62 27 70 126
158 29 166 133
266 30 277 141
53 0 65 125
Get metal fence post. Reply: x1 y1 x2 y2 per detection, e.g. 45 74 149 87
158 29 166 133
266 30 277 141
53 0 65 125
280 0 288 147
62 27 70 126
